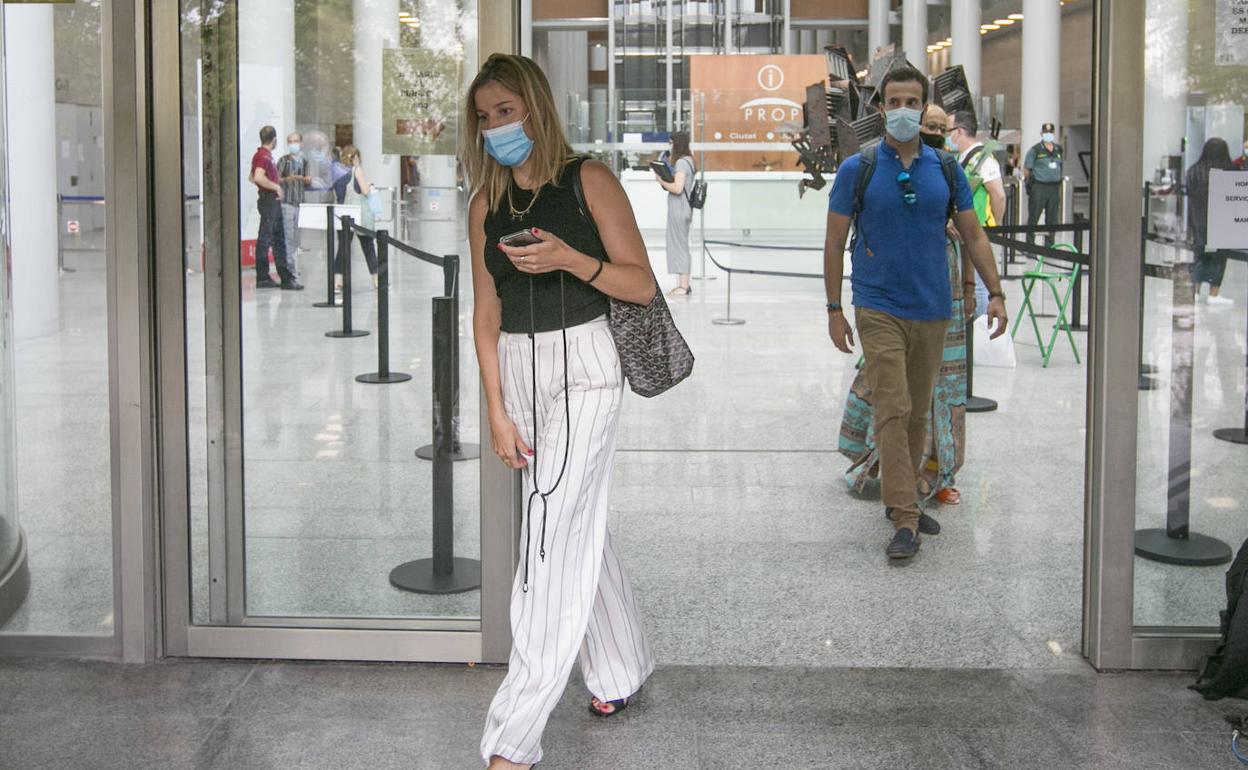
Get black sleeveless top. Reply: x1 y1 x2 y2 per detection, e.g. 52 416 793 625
483 158 610 333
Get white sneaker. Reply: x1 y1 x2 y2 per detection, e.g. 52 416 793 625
1207 294 1234 306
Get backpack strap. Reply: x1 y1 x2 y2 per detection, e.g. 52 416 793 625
848 144 879 253
936 149 960 220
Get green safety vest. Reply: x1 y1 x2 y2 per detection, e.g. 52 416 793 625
961 146 995 227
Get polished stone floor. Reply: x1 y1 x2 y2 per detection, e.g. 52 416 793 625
0 656 1242 769
2 224 1246 663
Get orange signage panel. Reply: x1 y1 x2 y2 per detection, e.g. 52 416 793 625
690 55 827 172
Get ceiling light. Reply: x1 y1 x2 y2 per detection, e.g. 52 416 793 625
399 11 411 17
944 37 952 43
982 23 1000 30
980 28 987 34
995 19 1014 25
1009 13 1024 20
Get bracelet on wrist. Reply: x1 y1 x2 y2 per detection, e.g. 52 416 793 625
988 290 1006 301
963 281 977 288
585 259 605 284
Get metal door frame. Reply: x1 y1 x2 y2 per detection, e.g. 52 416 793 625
154 0 519 663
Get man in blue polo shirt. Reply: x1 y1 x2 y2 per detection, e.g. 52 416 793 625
823 65 1008 559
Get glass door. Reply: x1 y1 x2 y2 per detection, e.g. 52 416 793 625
160 0 515 662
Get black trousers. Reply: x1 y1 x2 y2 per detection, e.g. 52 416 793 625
256 193 295 283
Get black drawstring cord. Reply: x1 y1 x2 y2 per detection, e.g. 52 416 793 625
521 272 572 593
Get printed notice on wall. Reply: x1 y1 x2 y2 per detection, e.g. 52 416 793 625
382 49 461 156
1206 170 1248 249
1217 0 1248 65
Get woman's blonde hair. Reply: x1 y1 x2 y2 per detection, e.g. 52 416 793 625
460 54 572 213
340 145 361 167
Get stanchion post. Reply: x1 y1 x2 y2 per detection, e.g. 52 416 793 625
326 216 368 339
357 231 410 383
965 315 998 413
388 295 481 594
1135 252 1233 566
416 253 480 460
711 255 744 326
314 205 338 307
1070 221 1087 331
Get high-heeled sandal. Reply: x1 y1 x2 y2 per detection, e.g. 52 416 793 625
589 693 634 717
935 487 961 505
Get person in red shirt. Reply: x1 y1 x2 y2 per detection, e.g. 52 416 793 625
250 125 301 289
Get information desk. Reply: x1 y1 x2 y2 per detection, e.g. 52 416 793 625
620 169 832 234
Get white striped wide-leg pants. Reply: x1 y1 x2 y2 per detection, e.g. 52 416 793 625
480 317 654 767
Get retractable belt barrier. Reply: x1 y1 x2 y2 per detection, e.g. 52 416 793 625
984 220 1090 331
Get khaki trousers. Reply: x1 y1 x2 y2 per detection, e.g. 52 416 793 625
855 307 949 532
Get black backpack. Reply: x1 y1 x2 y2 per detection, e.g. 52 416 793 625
1193 537 1248 700
687 178 707 209
849 143 960 252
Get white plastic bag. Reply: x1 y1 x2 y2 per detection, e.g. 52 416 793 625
973 314 1017 368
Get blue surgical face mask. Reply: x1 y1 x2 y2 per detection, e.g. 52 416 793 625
885 107 922 143
482 115 534 167
1042 132 1055 144
945 134 958 152
288 143 301 155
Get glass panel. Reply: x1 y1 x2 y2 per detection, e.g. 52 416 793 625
0 0 113 635
1134 0 1248 627
182 0 482 624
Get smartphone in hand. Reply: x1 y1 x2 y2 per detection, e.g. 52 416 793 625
499 229 542 248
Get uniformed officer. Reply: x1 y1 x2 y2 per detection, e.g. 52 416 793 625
1024 122 1064 230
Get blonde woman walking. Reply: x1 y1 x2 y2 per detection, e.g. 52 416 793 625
464 54 656 769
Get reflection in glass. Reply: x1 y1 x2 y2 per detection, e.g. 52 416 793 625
1135 0 1248 628
185 0 483 623
0 0 113 635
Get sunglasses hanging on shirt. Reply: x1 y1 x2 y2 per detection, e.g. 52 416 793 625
895 170 918 205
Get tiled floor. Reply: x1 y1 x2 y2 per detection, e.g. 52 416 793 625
2 224 1246 665
0 656 1243 769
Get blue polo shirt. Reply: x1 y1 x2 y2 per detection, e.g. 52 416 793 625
829 142 974 321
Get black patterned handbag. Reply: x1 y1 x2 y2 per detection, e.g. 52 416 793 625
569 157 694 397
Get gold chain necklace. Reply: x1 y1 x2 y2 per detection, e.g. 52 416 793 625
507 182 540 222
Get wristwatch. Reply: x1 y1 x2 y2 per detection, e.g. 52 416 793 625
826 302 843 313
988 290 1006 301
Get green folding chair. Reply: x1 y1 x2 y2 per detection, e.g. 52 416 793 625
1010 242 1082 367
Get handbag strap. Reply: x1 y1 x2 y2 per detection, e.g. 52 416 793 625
568 155 601 242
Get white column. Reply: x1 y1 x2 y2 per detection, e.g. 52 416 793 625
4 6 59 340
950 0 981 98
1142 0 1187 175
903 0 928 75
1021 0 1061 153
238 0 295 240
354 0 400 192
519 0 533 57
868 0 890 59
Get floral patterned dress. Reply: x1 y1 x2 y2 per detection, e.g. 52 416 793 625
838 239 968 500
